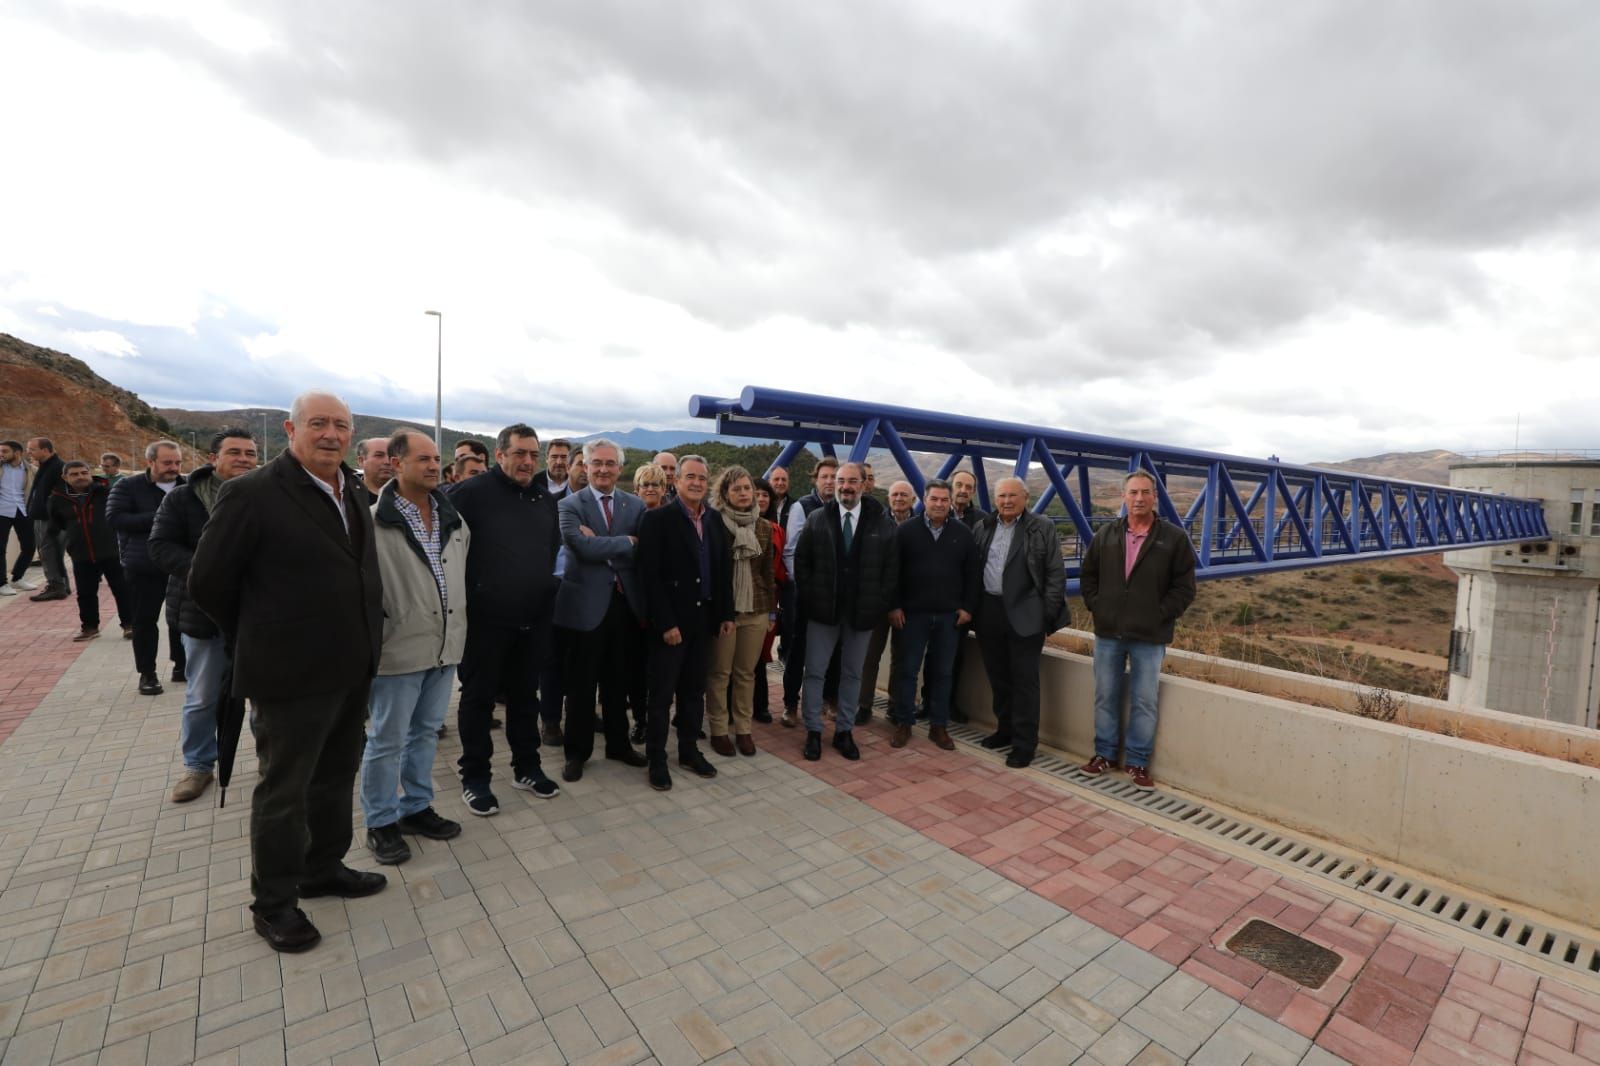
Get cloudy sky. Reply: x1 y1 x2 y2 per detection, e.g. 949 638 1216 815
2 0 1598 461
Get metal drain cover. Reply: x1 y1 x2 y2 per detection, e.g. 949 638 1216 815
1225 920 1343 988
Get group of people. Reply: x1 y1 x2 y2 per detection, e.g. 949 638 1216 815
3 391 1197 953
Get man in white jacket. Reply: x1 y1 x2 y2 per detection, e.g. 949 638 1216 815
361 429 471 865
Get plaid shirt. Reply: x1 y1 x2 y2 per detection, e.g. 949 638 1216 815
394 493 447 612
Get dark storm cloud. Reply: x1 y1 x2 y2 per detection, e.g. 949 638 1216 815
20 0 1600 393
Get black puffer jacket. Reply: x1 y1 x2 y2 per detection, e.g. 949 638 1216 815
148 465 222 639
45 479 117 564
106 471 184 575
794 495 899 629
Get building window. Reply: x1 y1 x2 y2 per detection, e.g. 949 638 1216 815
1571 490 1586 535
1592 492 1600 537
1448 629 1473 677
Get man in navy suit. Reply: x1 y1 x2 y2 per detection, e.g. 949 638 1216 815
553 439 650 781
636 455 733 791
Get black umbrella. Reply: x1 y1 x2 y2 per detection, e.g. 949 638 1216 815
213 651 249 808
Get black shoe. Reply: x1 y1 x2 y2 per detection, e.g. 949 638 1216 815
253 907 321 953
832 730 860 761
541 724 563 746
28 588 69 602
606 748 648 767
138 673 164 696
170 666 185 684
513 772 560 798
979 731 1011 750
462 786 499 816
561 760 584 782
397 807 461 840
489 716 503 729
855 706 873 725
803 731 822 761
365 825 411 865
629 722 647 745
649 762 672 791
1006 750 1034 769
299 865 388 899
678 751 717 779
752 709 773 724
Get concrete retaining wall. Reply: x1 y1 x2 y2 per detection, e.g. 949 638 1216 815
915 635 1600 928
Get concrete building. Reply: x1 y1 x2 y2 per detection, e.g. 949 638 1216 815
1446 458 1600 728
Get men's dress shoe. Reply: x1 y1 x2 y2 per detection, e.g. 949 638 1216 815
678 751 717 779
171 665 185 683
979 731 1011 750
397 807 461 840
561 760 584 782
365 825 411 866
648 762 672 791
929 726 955 751
73 627 99 642
890 724 911 748
855 706 873 725
138 673 164 696
170 770 212 803
541 724 562 745
735 734 756 756
299 866 388 899
629 722 647 745
253 907 321 953
803 731 822 761
752 709 773 724
29 588 69 602
709 735 736 757
832 730 861 761
606 748 648 767
489 716 503 729
1006 750 1034 769
122 624 133 639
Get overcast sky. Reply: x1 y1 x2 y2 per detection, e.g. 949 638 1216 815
3 1 1598 462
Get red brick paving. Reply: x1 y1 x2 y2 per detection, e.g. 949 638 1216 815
0 585 110 745
758 699 1600 1064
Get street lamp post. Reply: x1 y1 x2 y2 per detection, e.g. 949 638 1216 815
425 310 443 452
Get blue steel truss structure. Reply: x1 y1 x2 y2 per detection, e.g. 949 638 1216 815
687 387 1550 592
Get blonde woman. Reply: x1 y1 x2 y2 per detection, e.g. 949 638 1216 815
705 465 776 755
633 463 667 510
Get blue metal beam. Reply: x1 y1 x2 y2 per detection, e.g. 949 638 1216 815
687 387 1551 593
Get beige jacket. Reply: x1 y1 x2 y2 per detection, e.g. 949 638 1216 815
371 483 470 675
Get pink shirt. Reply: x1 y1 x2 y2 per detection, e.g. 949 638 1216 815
1124 525 1150 581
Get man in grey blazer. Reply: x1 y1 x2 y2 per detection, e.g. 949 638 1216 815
972 476 1067 768
554 439 650 781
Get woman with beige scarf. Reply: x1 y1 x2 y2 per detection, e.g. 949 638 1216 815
705 466 777 755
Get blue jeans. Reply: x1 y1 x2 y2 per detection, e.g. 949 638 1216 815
179 634 225 772
803 620 871 733
895 611 958 726
362 666 455 828
1092 638 1166 767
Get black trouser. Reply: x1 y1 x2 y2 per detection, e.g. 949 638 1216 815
975 594 1045 756
628 642 648 730
129 568 184 675
34 520 69 592
1 514 33 582
538 631 564 731
69 555 131 631
249 683 369 913
646 604 711 764
457 615 547 789
781 599 839 710
562 589 640 765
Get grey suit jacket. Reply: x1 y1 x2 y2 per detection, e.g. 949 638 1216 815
973 510 1068 637
553 486 645 631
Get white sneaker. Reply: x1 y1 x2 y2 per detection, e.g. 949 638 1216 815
0 584 15 596
10 578 38 591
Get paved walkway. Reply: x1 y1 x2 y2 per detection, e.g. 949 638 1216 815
0 590 1596 1065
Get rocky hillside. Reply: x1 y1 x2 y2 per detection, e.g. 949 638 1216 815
0 332 186 466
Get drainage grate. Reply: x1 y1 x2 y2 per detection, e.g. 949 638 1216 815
1226 920 1343 989
934 716 1600 983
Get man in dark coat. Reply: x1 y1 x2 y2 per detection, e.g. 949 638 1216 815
45 461 131 640
448 424 563 815
25 437 71 600
107 440 186 695
149 427 259 804
793 461 899 762
636 454 733 791
189 391 386 953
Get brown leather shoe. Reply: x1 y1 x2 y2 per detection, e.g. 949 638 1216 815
709 734 736 757
735 734 756 756
929 725 955 751
890 723 911 748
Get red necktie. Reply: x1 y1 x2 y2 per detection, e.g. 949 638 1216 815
602 495 623 594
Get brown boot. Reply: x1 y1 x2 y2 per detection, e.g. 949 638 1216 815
170 770 213 803
890 723 911 748
735 734 756 756
709 734 736 757
929 725 955 751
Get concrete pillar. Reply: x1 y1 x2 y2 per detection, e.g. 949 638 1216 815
1446 460 1600 729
